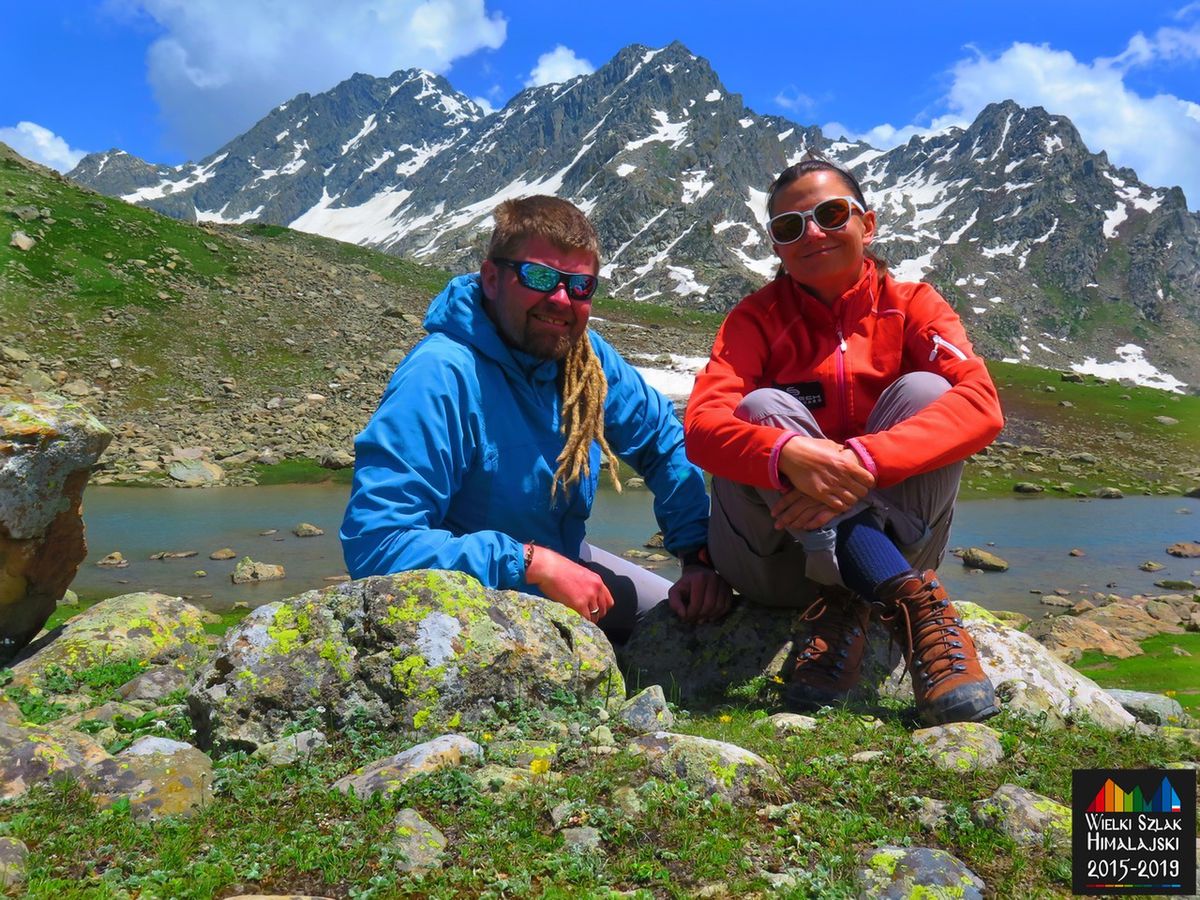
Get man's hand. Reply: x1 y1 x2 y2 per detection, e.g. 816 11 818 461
770 491 841 532
777 437 874 512
668 565 733 625
524 544 614 624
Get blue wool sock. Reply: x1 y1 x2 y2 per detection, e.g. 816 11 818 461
835 509 913 599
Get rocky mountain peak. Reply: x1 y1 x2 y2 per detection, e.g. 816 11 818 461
69 41 1200 388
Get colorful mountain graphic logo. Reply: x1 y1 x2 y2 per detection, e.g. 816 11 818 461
1087 776 1182 814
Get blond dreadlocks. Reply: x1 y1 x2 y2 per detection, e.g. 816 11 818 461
485 195 622 504
551 332 622 503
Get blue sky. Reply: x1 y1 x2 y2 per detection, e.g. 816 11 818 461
3 1 1199 205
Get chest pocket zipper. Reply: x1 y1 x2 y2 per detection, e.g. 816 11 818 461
929 333 968 362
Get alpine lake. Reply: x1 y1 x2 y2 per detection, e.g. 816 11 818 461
73 483 1199 622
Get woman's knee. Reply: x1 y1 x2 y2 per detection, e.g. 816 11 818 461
735 388 823 435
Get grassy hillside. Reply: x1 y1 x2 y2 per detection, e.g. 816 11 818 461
2 143 1197 496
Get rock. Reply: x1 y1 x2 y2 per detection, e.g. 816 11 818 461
1153 416 1179 426
332 734 483 798
627 732 781 803
292 522 324 537
6 592 208 689
209 548 237 560
474 762 560 795
0 392 111 663
850 750 885 763
390 808 446 874
167 459 224 485
231 557 285 584
765 712 820 733
855 847 984 899
316 449 354 469
0 836 28 890
562 826 602 852
1105 689 1188 726
84 736 214 822
971 784 1071 849
188 571 623 752
96 551 129 568
902 796 952 831
1155 579 1197 590
617 685 674 732
0 721 110 800
118 664 193 702
9 230 35 251
1070 599 1096 615
619 601 819 706
961 547 1009 572
1139 561 1166 572
52 700 145 743
150 550 198 560
952 606 1134 728
1092 487 1124 499
1027 612 1143 660
1012 482 1044 493
253 729 328 766
1166 541 1200 558
1086 601 1184 641
911 722 1005 772
486 739 558 768
1069 548 1086 557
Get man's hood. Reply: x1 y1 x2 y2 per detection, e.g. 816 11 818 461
423 273 560 383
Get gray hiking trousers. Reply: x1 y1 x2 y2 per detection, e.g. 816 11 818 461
708 372 964 608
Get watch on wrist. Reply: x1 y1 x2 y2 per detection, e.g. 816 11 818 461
679 545 714 569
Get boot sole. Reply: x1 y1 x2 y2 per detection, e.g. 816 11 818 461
917 682 1000 727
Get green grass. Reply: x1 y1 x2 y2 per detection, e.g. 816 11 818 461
1075 632 1200 717
3 696 1193 898
250 458 355 485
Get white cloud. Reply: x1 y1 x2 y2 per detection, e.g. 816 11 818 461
825 27 1200 208
113 0 506 158
773 86 815 114
472 95 496 115
524 45 593 87
0 121 88 172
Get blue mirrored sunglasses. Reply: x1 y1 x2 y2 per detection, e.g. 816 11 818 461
493 258 598 302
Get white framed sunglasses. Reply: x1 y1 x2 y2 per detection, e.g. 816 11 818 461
766 196 866 245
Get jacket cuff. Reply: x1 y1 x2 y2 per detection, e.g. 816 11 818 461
769 431 801 490
846 437 877 478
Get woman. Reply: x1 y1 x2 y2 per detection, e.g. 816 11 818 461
684 158 1004 726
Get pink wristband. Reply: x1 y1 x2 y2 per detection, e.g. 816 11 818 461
770 432 801 490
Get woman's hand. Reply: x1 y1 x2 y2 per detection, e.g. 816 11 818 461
770 491 841 532
524 544 614 624
777 437 875 512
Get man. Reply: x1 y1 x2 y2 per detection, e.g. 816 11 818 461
341 196 730 642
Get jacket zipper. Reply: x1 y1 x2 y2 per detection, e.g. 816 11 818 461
929 333 968 362
835 324 849 438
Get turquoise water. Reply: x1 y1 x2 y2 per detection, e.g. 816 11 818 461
74 484 1199 618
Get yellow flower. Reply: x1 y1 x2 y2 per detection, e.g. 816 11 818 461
529 758 551 775
771 675 784 684
719 714 732 724
1164 690 1177 697
481 732 493 742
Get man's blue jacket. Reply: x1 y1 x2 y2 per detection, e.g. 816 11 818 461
340 274 710 590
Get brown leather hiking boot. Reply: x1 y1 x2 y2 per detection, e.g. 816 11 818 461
784 589 872 712
877 569 998 726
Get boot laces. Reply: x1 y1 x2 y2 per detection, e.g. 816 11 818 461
882 576 968 689
795 594 866 682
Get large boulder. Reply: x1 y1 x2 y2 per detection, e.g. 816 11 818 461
0 392 111 663
6 592 210 688
621 599 1135 728
188 570 625 754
